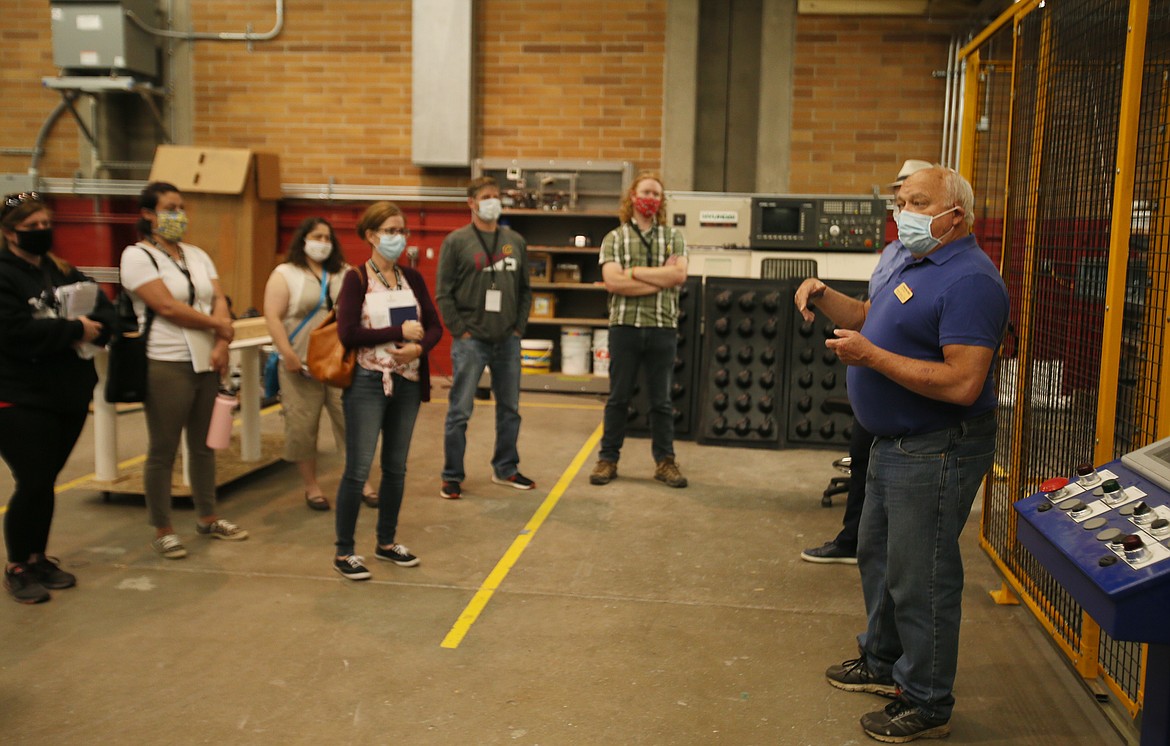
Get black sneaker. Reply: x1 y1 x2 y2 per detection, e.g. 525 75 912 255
492 472 536 490
440 480 462 499
861 697 951 742
27 556 76 589
334 555 371 581
826 655 899 697
4 564 50 604
800 541 858 565
374 543 420 567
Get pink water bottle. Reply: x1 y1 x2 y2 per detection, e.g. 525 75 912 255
206 392 237 450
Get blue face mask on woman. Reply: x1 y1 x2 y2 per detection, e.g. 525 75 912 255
377 233 406 263
896 206 958 256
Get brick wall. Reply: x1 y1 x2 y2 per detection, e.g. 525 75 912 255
790 16 952 193
2 3 953 194
0 3 83 180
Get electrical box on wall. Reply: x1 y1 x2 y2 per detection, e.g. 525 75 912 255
50 0 160 80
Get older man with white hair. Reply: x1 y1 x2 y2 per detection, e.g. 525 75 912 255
801 158 933 565
794 166 1009 742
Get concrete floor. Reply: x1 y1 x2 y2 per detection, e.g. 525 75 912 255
0 386 1130 745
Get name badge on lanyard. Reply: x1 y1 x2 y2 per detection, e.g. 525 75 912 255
475 226 503 313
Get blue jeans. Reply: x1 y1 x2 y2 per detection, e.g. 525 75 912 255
335 368 421 556
856 411 997 721
442 335 522 483
599 326 676 463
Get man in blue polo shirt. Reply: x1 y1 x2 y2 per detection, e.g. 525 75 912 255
794 166 1008 743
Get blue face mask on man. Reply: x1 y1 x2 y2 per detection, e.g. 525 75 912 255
896 206 959 256
377 233 406 263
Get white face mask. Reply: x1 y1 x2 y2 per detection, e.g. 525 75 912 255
476 197 502 223
303 239 332 263
896 206 958 256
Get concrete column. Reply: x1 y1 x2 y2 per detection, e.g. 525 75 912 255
663 0 700 190
756 0 795 193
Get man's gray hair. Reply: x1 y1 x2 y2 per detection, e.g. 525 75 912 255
941 168 975 227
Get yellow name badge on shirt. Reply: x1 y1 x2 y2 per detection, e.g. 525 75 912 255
894 282 913 303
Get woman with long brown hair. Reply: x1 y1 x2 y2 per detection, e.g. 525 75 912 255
0 192 115 603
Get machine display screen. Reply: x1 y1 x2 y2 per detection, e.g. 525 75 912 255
1121 435 1170 492
759 205 802 236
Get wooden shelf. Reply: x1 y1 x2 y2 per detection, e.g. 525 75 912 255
527 316 609 327
503 208 616 218
531 281 606 290
519 372 610 394
529 245 602 253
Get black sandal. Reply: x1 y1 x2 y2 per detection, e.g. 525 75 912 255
305 493 331 511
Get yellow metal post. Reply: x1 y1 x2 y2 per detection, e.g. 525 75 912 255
1094 0 1150 464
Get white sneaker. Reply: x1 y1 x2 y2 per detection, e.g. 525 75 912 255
152 534 187 559
195 519 248 541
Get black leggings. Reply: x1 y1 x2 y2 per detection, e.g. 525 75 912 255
0 405 88 563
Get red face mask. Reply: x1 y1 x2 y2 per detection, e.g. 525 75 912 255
633 196 661 218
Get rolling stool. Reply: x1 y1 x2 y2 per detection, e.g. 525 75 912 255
823 455 851 507
821 397 853 507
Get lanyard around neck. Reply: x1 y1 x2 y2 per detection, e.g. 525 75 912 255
149 239 195 305
473 227 500 287
367 259 400 289
629 222 658 266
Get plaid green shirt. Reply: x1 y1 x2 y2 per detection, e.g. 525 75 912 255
599 222 687 328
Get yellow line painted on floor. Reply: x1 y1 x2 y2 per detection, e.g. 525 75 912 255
441 421 603 649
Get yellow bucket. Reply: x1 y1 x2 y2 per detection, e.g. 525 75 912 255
520 339 553 374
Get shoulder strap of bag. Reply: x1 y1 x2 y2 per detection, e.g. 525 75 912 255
131 244 160 338
287 270 329 343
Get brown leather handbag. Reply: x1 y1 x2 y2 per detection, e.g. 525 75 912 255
306 308 355 387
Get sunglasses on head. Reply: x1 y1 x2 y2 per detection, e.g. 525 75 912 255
1 192 43 219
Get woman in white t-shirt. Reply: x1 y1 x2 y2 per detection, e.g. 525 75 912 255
118 182 248 559
262 217 375 511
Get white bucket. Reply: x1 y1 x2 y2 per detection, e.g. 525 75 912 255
520 339 553 374
592 327 610 378
560 326 592 375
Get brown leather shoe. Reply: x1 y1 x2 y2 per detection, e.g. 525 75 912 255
654 457 688 488
590 459 618 485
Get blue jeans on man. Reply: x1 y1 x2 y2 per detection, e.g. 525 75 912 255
335 368 421 556
856 411 997 721
599 325 677 463
442 335 522 483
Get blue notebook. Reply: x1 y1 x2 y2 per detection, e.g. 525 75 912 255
390 305 419 326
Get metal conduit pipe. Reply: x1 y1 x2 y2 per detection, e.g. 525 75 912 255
29 97 73 178
941 37 956 167
126 0 283 42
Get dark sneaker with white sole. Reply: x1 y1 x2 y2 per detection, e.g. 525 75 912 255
826 655 899 697
334 555 371 581
492 472 536 490
374 543 420 567
800 541 858 565
440 481 462 499
860 697 951 742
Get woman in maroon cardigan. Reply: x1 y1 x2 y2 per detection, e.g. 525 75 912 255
331 201 443 581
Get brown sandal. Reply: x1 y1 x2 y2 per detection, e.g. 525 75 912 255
361 490 379 508
305 493 331 511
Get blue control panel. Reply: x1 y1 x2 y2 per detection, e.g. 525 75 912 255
1015 459 1170 644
